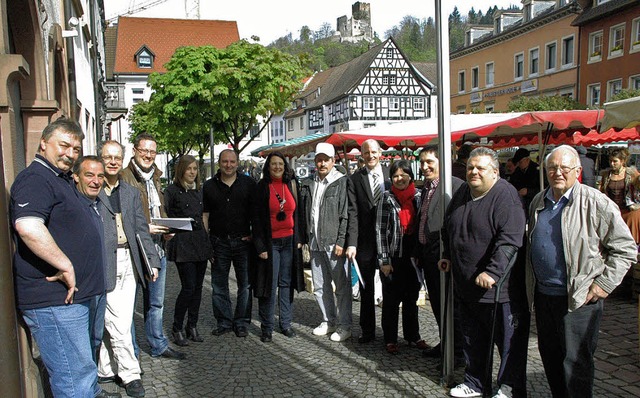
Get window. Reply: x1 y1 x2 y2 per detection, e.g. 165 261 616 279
363 97 375 110
412 98 425 110
589 31 603 60
287 119 294 131
136 49 153 68
633 18 640 51
457 106 466 114
630 75 640 90
382 74 397 85
609 24 625 56
485 62 494 86
131 88 144 95
250 124 260 138
485 103 495 113
608 79 622 100
299 116 304 129
587 84 600 107
529 48 539 75
546 42 557 70
562 36 574 67
386 48 394 57
389 97 400 110
458 71 466 92
514 53 524 80
471 67 479 89
596 0 611 5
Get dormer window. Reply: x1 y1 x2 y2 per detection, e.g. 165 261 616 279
135 45 155 69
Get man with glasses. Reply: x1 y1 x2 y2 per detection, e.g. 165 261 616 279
440 147 529 398
95 141 162 396
121 134 186 360
527 145 636 397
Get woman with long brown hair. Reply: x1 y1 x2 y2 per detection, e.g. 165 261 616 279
164 155 213 346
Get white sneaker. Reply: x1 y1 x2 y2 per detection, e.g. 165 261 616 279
492 386 510 398
330 328 352 342
449 383 481 398
312 322 336 336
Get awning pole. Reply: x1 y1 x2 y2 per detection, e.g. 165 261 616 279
435 0 455 387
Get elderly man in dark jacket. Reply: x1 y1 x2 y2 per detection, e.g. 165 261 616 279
97 141 160 397
300 143 352 342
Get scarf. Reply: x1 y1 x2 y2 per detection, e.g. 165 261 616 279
133 162 161 218
392 182 416 234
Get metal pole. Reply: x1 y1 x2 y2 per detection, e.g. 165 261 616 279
435 0 455 387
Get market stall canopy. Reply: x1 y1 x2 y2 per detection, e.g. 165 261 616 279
452 110 604 143
600 96 640 132
480 127 640 149
325 113 524 150
251 131 331 157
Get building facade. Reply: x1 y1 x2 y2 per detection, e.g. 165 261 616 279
573 0 640 107
0 1 107 395
284 38 436 140
450 1 580 113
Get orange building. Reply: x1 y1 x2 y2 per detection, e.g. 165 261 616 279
450 1 580 113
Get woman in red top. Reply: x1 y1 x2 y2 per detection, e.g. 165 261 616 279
253 152 304 343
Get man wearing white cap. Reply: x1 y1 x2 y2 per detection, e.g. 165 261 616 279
300 142 352 341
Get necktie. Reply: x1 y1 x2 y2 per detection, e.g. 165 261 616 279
372 173 381 205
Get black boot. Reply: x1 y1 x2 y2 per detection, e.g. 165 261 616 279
186 326 204 342
172 328 189 346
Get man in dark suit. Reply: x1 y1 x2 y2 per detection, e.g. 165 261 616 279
416 146 464 362
96 141 162 397
346 138 390 344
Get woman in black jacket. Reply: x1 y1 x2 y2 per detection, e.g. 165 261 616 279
253 152 305 343
164 155 213 346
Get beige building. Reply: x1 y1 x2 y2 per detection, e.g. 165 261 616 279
450 1 580 113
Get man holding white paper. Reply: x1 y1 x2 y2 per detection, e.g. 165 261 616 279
121 134 186 360
299 143 352 342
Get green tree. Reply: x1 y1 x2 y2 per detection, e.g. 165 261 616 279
130 41 307 161
507 95 586 112
611 88 640 101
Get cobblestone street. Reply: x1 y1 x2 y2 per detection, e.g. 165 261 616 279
101 262 640 397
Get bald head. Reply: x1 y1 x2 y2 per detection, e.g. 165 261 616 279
361 139 381 170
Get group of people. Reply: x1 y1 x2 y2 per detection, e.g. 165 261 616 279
10 118 637 398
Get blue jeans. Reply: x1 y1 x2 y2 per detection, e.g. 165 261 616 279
22 302 101 398
133 256 169 357
258 235 294 333
211 237 252 329
89 293 106 364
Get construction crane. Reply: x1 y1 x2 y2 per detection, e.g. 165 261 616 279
106 0 200 24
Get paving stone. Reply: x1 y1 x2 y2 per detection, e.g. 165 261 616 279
117 262 640 397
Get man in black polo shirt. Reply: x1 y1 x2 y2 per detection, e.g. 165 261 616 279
10 119 118 398
203 149 256 337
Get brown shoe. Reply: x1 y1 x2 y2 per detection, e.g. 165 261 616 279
385 343 399 354
408 339 430 350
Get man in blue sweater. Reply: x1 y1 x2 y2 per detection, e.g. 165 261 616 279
440 147 529 398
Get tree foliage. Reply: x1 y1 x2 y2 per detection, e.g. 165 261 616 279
127 41 308 161
507 95 586 112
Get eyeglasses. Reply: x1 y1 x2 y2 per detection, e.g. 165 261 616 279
102 155 123 162
547 165 579 174
135 147 157 157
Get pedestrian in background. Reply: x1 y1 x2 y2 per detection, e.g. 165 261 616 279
253 152 305 343
509 147 541 216
164 155 213 346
